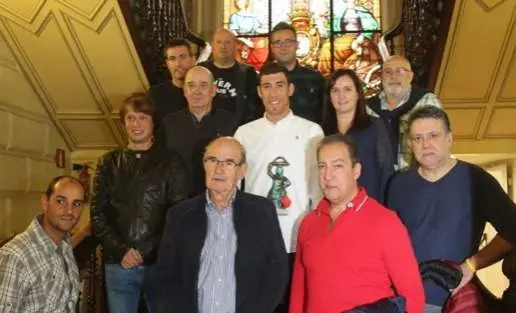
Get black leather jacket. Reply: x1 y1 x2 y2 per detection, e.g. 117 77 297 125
91 146 189 264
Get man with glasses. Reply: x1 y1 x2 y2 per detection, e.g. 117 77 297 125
387 106 516 313
155 136 288 313
162 66 238 196
199 28 261 125
367 55 442 169
269 22 325 125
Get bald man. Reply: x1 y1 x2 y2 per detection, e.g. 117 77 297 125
155 137 288 313
199 28 261 125
367 55 442 170
162 66 239 196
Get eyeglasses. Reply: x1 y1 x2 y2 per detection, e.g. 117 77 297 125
271 39 297 48
203 156 243 169
382 67 411 77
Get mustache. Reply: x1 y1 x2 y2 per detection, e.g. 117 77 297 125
60 215 77 220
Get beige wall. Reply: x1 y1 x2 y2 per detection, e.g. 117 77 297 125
0 35 70 239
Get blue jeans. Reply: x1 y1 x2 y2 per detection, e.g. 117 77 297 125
104 264 158 313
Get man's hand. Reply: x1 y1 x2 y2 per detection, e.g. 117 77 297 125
121 248 143 269
452 260 475 295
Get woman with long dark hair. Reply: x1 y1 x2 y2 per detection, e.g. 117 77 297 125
322 69 394 202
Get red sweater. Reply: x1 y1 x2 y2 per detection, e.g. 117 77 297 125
289 188 424 313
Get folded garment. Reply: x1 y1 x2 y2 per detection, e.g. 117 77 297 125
419 260 488 313
344 296 406 313
419 259 463 291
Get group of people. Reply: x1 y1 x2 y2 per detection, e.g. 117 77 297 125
1 21 516 313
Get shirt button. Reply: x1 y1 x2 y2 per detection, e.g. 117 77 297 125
217 278 222 282
219 256 223 260
215 302 220 306
220 234 225 239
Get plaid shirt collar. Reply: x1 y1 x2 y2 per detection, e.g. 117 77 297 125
31 214 71 255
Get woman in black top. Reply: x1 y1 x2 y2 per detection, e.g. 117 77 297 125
322 69 394 202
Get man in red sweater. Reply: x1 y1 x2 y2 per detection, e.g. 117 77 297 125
289 134 424 313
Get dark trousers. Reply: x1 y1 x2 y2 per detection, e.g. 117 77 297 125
275 252 296 313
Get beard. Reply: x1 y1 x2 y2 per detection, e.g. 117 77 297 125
48 215 79 233
383 83 409 99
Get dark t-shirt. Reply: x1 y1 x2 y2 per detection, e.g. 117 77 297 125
161 108 239 196
148 82 187 124
199 61 260 124
387 161 516 306
289 64 325 124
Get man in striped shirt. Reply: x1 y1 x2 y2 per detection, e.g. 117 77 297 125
154 137 288 313
0 176 86 313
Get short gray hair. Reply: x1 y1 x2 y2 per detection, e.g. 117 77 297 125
204 136 247 164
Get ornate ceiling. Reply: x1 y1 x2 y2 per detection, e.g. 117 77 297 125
435 0 516 154
0 0 148 150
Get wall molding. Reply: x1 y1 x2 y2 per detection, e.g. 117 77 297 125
475 0 510 12
0 0 149 150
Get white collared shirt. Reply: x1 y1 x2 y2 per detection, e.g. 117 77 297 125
234 111 324 252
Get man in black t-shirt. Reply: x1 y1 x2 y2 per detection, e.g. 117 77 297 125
199 28 261 125
148 39 195 124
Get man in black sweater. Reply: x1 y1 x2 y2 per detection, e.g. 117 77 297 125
161 66 238 196
148 39 195 125
199 28 261 125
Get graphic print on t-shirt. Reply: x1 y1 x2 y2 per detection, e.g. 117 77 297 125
215 78 237 98
267 156 292 215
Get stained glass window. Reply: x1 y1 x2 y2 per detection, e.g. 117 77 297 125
224 0 383 96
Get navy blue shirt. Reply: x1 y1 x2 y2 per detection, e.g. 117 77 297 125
388 162 473 305
345 118 394 203
387 161 516 306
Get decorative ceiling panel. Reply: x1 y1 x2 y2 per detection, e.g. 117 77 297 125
0 0 47 23
435 0 516 153
0 0 148 150
7 14 103 114
62 119 118 148
57 0 106 19
445 108 483 139
64 11 148 114
437 0 516 103
484 108 516 138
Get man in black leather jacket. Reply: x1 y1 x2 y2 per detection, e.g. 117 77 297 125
91 92 189 313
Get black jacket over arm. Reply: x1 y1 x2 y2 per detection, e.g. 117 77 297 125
154 191 288 313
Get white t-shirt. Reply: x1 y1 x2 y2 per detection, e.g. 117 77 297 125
234 111 324 252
